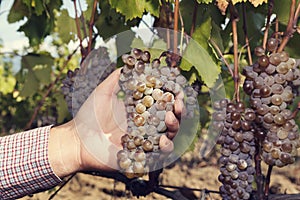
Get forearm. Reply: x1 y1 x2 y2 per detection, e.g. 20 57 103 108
0 126 62 200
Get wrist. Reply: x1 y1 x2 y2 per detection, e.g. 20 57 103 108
48 120 82 178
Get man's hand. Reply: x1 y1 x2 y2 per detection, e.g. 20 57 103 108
49 68 183 178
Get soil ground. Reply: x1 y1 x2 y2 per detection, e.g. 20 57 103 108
20 138 300 200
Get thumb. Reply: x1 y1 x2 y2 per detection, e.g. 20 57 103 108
97 68 122 94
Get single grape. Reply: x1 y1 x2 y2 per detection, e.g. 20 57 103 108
258 55 269 68
267 38 279 52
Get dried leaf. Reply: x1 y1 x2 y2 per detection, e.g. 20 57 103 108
216 0 229 15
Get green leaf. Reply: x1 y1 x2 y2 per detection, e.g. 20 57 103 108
116 30 136 56
284 32 300 58
173 111 200 155
178 15 221 87
16 0 62 46
130 37 145 49
197 0 213 3
31 0 47 16
22 53 54 70
56 9 77 43
210 20 224 54
7 0 30 23
95 0 140 40
53 92 69 123
181 39 221 88
180 1 225 37
21 53 54 86
18 12 53 46
191 17 212 52
108 0 159 21
130 37 167 61
19 69 39 97
273 0 292 25
236 8 265 49
0 66 16 95
33 65 52 85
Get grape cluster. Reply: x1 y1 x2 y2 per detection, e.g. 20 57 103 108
117 48 198 178
242 38 300 167
214 99 256 200
61 47 116 116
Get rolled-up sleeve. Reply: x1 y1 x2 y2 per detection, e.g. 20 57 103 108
0 125 62 200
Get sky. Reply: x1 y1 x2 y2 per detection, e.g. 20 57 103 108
0 1 29 52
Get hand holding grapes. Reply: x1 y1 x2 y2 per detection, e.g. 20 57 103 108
49 68 183 178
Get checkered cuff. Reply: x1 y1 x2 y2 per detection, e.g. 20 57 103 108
0 125 62 200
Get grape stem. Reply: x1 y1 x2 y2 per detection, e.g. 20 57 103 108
78 0 88 40
242 3 253 65
255 137 264 200
209 39 234 77
173 0 179 54
190 1 198 35
277 0 298 52
264 165 273 199
229 1 240 102
73 0 84 57
262 0 274 50
87 0 98 55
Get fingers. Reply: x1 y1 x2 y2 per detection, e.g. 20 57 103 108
165 91 184 140
96 68 122 94
159 134 174 153
174 90 184 115
165 111 179 140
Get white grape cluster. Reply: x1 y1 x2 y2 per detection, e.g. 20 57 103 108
61 47 116 116
242 38 300 167
117 48 198 178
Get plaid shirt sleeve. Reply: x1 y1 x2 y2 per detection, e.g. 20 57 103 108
0 125 62 200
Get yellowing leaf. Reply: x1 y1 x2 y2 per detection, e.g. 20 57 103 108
108 0 159 21
216 0 229 15
249 0 268 7
216 0 267 14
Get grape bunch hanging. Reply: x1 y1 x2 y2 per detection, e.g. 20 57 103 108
243 38 300 167
61 47 116 116
214 99 256 200
215 36 300 200
117 48 198 178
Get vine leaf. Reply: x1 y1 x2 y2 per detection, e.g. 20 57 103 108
9 0 62 46
53 92 69 123
95 0 140 40
108 0 159 21
273 0 292 25
7 0 30 23
56 10 77 43
130 37 167 60
197 0 213 4
237 10 265 49
20 53 54 97
19 70 39 97
181 18 220 88
192 17 212 51
181 42 220 88
210 20 224 53
216 0 267 15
